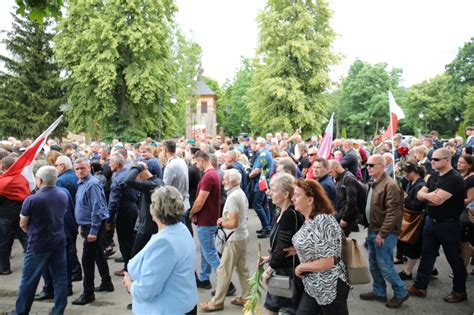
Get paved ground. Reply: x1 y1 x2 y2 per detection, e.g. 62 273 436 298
1 212 473 314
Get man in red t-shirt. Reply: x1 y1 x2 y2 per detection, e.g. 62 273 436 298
189 151 221 289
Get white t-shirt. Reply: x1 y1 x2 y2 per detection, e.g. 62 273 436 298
223 186 249 241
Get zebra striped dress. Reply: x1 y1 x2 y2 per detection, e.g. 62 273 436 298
292 214 348 305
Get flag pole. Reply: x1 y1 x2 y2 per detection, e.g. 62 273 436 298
388 91 396 180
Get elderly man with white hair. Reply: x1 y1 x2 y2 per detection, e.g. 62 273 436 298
200 169 250 312
15 166 69 314
249 137 274 238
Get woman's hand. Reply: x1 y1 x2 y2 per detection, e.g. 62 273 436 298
122 271 133 293
259 256 269 266
283 246 296 257
262 268 272 285
295 264 304 278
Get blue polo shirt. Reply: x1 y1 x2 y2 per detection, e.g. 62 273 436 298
20 187 68 253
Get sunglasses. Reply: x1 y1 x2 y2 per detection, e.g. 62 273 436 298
431 157 446 162
308 153 317 156
367 163 381 168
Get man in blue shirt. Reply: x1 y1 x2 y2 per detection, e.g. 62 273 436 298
249 137 273 238
72 158 113 305
15 166 69 315
140 144 163 179
106 154 138 276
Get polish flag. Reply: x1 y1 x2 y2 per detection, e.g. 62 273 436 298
383 91 405 139
0 116 63 201
317 112 334 159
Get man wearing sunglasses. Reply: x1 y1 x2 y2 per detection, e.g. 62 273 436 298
360 154 408 308
408 148 467 303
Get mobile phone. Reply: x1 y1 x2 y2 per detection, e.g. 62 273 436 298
469 201 474 215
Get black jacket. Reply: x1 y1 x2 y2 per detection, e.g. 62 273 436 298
125 165 164 235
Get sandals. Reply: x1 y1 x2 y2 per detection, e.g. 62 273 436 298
199 302 224 312
230 296 247 306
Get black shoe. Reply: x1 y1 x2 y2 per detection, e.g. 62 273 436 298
196 279 212 289
68 288 73 296
104 248 116 258
114 257 124 263
72 293 95 305
257 230 270 238
34 291 54 301
398 271 413 281
256 229 264 234
94 282 114 292
211 282 236 297
71 274 82 282
431 268 439 277
0 270 12 275
127 303 132 310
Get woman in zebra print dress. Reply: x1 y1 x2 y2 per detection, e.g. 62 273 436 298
291 179 350 315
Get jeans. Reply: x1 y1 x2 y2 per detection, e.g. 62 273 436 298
414 217 467 292
0 217 27 272
15 246 68 315
253 191 270 231
42 237 74 294
296 279 349 315
197 225 220 281
367 231 407 299
81 222 111 294
116 207 138 270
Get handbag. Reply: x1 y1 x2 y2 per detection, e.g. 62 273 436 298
267 210 298 298
398 208 424 245
214 227 234 255
341 237 371 285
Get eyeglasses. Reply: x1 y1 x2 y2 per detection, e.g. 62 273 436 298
367 163 382 168
55 163 64 167
431 157 447 162
308 153 317 156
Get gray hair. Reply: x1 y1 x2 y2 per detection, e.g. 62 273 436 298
209 153 218 167
227 150 237 161
297 143 308 152
36 165 57 187
74 157 90 166
277 157 297 177
256 137 266 146
110 153 125 166
150 186 184 225
269 173 294 200
224 168 242 185
56 155 73 170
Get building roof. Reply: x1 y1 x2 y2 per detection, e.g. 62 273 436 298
193 79 216 96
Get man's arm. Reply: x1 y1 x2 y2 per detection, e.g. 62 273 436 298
379 183 403 238
19 215 29 233
218 212 239 229
189 190 210 216
89 183 107 238
248 167 261 179
107 176 123 224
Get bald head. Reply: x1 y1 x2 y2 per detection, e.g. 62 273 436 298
367 154 385 179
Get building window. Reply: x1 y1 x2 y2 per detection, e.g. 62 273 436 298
201 101 208 114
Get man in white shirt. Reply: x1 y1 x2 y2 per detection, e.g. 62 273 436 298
199 169 249 312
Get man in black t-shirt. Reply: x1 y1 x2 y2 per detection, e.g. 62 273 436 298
297 143 311 178
408 148 467 303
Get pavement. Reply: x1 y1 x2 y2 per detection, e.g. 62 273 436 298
1 211 473 314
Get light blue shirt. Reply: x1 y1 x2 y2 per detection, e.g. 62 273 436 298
128 222 198 315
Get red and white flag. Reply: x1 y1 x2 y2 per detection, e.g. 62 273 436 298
0 115 63 201
317 112 334 159
383 91 405 139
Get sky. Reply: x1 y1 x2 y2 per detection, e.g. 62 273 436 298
1 0 473 87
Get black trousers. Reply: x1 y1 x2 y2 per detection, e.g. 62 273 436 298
81 222 111 294
296 279 349 315
116 207 138 270
69 233 82 278
131 232 152 258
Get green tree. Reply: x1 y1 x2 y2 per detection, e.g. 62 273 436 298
14 0 63 24
54 0 177 142
446 37 474 126
0 13 65 138
338 60 403 139
247 0 337 135
218 58 255 135
402 74 459 137
165 27 202 138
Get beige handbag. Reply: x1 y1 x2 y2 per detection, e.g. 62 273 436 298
341 238 371 285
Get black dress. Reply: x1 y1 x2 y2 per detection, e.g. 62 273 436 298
264 206 304 313
398 178 426 259
460 175 474 244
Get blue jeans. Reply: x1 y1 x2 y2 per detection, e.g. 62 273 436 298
414 217 466 292
0 217 27 272
253 191 270 231
197 226 220 281
367 231 407 299
16 246 68 315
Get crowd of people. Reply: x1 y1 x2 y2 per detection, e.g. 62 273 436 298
0 125 473 314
